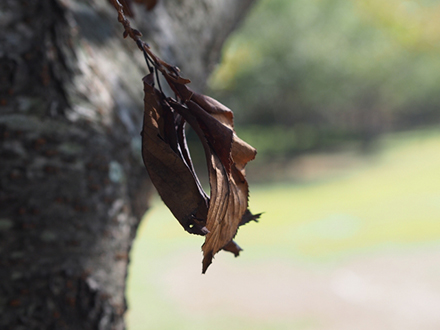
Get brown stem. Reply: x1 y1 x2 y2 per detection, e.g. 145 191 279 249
109 0 186 81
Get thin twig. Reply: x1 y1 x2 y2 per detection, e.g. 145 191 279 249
109 0 182 77
109 0 191 101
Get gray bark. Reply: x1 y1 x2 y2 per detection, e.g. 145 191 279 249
0 0 254 329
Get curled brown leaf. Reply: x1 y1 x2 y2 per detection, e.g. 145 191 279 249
141 74 208 235
168 84 260 273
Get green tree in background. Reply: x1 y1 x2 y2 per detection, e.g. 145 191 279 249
210 0 440 156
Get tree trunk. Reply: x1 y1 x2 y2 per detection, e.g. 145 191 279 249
0 0 254 329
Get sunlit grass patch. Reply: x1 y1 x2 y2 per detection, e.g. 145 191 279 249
239 129 440 261
127 128 440 330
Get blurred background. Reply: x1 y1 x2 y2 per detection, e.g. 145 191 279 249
126 0 440 329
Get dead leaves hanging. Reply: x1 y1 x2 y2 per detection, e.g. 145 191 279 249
110 0 261 273
141 73 209 236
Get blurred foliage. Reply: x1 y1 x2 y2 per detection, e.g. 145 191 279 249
209 0 440 156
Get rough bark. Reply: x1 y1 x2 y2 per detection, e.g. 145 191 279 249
0 0 254 329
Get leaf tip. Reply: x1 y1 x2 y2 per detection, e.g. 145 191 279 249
222 240 243 257
202 251 213 274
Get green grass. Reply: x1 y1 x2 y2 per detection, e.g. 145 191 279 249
126 128 440 330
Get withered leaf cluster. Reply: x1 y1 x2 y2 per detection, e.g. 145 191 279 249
109 0 260 273
142 69 260 273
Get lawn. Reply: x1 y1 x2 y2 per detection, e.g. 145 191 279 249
126 129 440 330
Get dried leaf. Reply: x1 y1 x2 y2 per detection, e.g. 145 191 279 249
201 141 256 273
169 84 259 273
141 74 208 235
